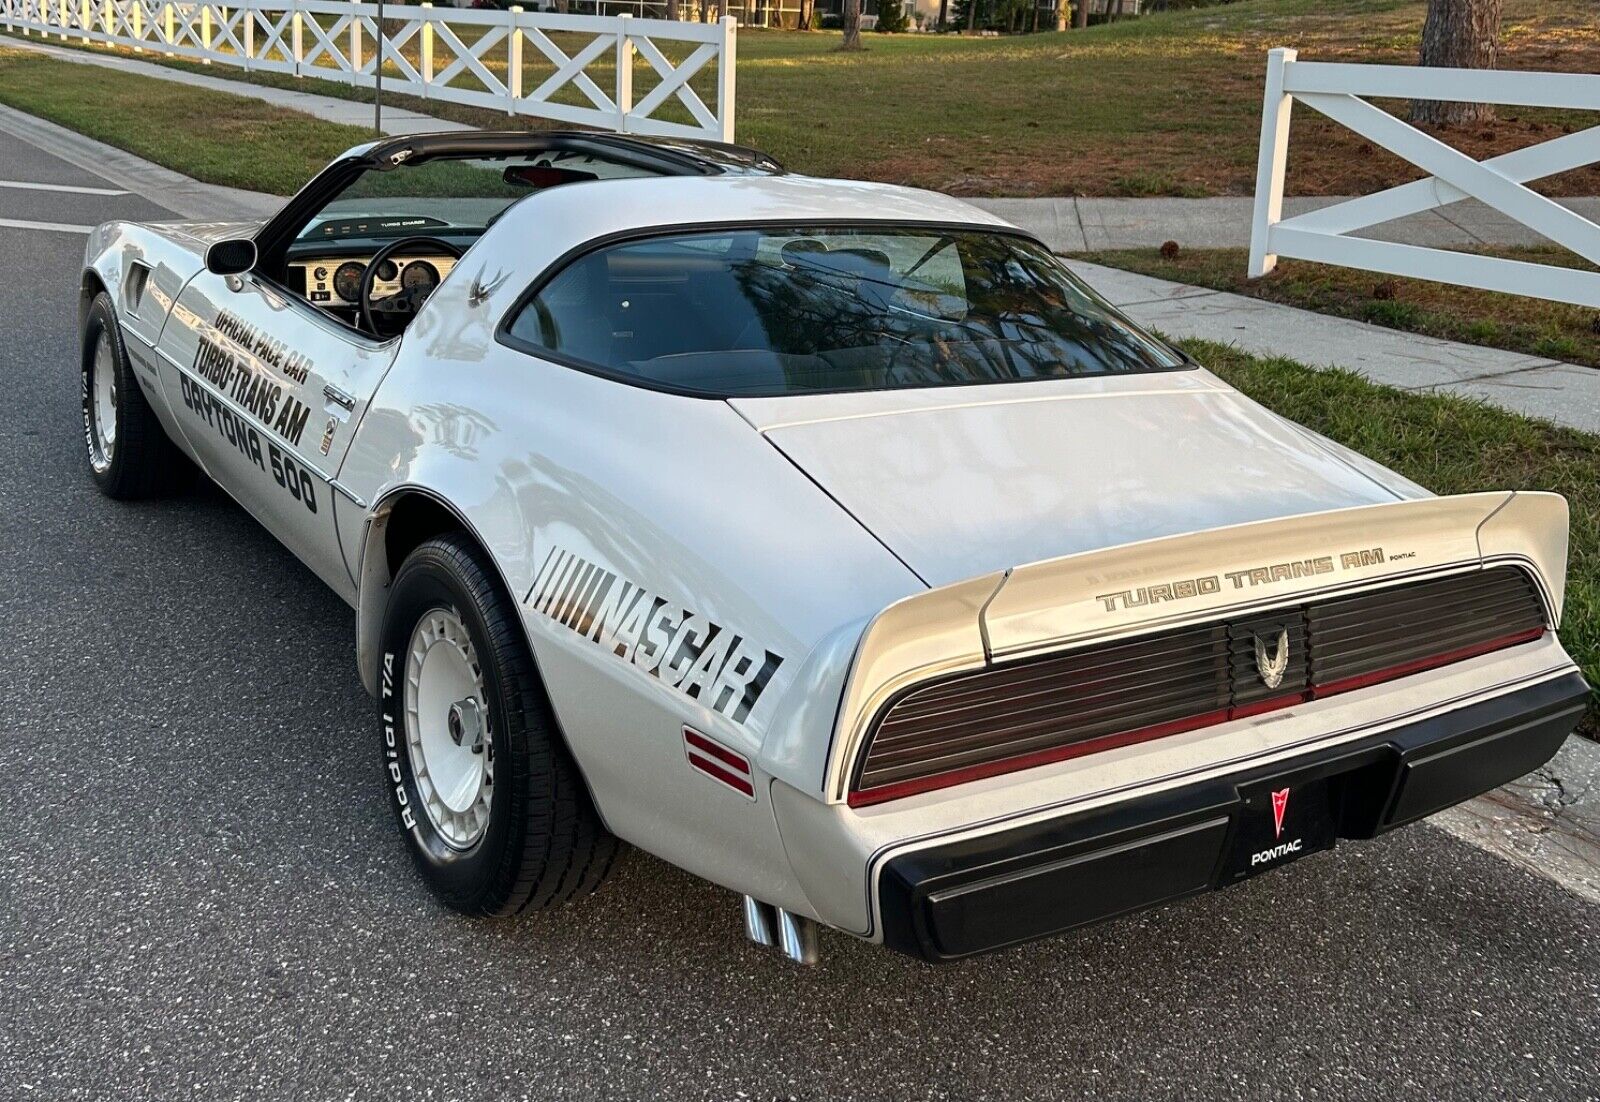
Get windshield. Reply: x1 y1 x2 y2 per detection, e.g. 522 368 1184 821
503 226 1186 397
294 153 661 248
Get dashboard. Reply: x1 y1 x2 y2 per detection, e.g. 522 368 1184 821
288 254 460 309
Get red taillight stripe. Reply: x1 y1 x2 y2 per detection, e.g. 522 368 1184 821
847 627 1546 809
1309 627 1545 699
684 729 751 774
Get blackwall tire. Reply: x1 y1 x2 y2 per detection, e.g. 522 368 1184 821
81 292 193 499
379 533 617 916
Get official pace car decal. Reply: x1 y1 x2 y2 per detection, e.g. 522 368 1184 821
189 309 314 448
1094 546 1392 613
527 547 785 725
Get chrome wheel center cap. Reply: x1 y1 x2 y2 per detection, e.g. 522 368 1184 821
447 697 484 753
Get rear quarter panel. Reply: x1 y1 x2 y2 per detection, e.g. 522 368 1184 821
337 268 922 914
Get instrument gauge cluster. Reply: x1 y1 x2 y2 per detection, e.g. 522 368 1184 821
292 253 458 308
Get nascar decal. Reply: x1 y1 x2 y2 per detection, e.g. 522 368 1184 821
528 548 784 725
186 306 312 447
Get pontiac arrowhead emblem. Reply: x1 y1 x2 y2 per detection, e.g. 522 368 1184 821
1271 788 1291 839
1254 627 1290 690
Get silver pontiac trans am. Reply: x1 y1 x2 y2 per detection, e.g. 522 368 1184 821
78 131 1589 963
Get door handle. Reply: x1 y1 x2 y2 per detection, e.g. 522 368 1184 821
323 384 356 412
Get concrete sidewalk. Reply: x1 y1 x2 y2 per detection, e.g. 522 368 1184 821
1069 258 1600 434
975 195 1600 254
7 34 1600 253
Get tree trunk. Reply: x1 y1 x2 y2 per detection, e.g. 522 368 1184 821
964 0 975 31
839 0 862 48
666 0 680 19
935 0 946 28
799 0 814 28
1073 0 1086 29
1409 0 1502 126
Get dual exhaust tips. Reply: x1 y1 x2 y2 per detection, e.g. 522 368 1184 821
743 896 819 965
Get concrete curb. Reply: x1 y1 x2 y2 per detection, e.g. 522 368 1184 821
0 102 282 221
1433 733 1600 905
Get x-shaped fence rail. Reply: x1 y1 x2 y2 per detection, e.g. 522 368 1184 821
2 0 736 141
1250 48 1600 308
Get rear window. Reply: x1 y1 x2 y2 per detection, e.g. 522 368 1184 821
503 226 1185 397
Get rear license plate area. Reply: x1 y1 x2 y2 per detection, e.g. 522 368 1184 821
1223 776 1338 881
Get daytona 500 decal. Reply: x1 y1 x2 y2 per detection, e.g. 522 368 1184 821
528 548 784 725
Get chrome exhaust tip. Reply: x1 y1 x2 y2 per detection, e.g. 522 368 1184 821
775 907 820 966
743 895 777 948
742 896 819 965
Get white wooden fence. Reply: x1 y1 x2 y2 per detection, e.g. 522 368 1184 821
1249 47 1600 308
0 0 736 141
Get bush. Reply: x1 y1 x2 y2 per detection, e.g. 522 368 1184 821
875 0 908 31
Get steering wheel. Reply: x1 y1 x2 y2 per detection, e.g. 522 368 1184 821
358 236 464 337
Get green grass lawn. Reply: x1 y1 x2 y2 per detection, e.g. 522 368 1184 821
6 0 1600 197
0 47 371 193
1085 246 1600 368
1189 338 1598 732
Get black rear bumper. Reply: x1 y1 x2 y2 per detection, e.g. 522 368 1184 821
877 672 1591 962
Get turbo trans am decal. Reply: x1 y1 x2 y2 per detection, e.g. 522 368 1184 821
528 548 784 724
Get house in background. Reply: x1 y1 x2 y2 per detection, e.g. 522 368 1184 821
495 0 1137 29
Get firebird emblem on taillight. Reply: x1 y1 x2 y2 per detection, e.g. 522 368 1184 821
1271 788 1291 839
1254 627 1290 689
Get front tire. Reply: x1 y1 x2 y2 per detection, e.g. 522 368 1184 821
379 533 617 916
81 292 191 499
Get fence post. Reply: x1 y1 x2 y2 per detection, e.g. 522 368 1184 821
615 12 632 132
101 0 111 42
506 5 523 114
1248 47 1296 279
349 10 361 83
55 0 63 38
242 0 253 69
199 2 211 60
716 14 735 143
129 0 142 48
292 1 302 76
419 1 432 99
78 0 89 39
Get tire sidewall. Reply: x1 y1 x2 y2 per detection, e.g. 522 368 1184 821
378 547 521 907
81 294 130 493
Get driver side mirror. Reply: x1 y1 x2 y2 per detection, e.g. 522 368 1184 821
205 238 257 277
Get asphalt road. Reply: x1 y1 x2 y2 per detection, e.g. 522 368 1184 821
0 125 1597 1102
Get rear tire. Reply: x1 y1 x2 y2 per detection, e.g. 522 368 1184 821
379 533 617 916
81 292 192 499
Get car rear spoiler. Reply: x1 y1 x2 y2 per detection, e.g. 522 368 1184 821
824 491 1569 803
